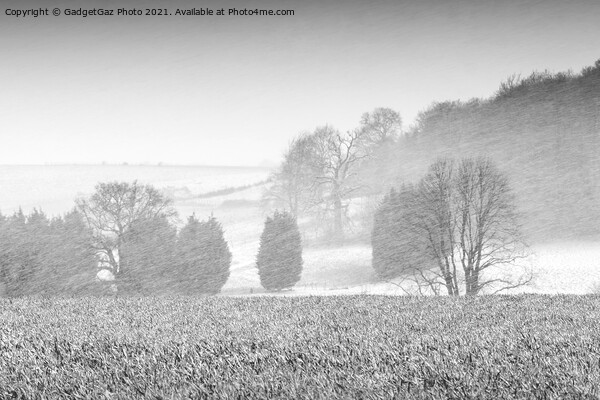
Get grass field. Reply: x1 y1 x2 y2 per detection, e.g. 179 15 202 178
1 295 600 398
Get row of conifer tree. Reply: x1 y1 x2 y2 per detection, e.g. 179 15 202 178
0 208 303 297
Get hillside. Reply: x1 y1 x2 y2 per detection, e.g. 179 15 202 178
378 60 600 242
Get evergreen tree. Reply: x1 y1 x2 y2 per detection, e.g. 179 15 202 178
0 209 52 296
175 214 231 295
0 208 100 297
20 209 50 295
120 216 177 295
256 210 303 291
47 209 99 296
372 189 401 279
0 211 27 296
371 185 429 280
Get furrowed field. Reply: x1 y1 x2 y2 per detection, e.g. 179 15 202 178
1 295 599 399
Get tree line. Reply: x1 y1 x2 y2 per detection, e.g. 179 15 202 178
386 60 600 241
0 181 304 297
0 162 526 296
0 156 527 297
0 208 97 296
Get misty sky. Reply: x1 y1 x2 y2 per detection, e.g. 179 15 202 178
1 0 599 166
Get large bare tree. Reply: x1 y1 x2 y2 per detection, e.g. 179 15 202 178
76 181 177 279
378 157 531 295
414 158 460 295
452 158 530 294
265 126 368 242
310 125 369 242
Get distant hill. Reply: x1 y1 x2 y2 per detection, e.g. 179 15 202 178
385 60 600 242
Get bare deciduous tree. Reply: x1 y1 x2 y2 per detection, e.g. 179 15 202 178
377 157 531 295
414 159 460 295
452 158 530 295
267 108 403 243
311 125 368 242
76 181 177 279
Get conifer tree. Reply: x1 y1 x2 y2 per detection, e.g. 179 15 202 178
176 214 231 295
48 209 101 296
256 210 303 291
0 210 28 296
120 216 177 295
371 185 429 280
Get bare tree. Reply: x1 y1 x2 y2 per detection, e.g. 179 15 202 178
76 181 177 280
381 157 531 295
452 158 530 295
310 125 368 242
267 108 402 243
414 159 460 295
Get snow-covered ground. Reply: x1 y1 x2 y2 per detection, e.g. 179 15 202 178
179 184 600 296
522 241 600 294
0 165 271 217
217 216 600 296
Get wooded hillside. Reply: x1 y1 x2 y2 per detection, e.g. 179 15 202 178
385 61 600 241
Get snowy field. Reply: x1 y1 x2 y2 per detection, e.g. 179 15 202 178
208 190 600 296
220 240 600 297
0 165 271 217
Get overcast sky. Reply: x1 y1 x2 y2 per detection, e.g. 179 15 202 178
1 0 599 166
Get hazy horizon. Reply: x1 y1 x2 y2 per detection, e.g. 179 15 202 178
0 164 273 217
0 162 275 167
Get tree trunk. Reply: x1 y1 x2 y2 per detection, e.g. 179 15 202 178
465 267 478 295
333 196 343 243
116 243 130 295
469 269 479 295
444 274 458 296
